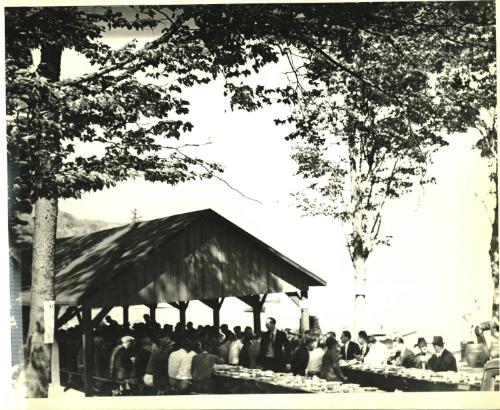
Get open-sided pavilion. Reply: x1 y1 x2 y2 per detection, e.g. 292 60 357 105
20 208 326 396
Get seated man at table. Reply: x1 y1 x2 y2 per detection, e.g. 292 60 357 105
427 336 457 372
357 331 370 360
192 340 224 393
340 330 361 361
387 337 417 368
413 337 433 369
257 317 291 372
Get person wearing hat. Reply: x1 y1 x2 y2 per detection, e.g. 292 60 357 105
109 335 136 394
413 337 432 369
427 336 457 372
144 332 175 394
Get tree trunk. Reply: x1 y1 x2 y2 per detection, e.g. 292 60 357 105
24 43 62 398
352 231 368 336
25 197 58 398
348 129 369 335
490 171 498 318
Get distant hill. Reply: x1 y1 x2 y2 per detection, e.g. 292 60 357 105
57 211 123 238
12 210 123 244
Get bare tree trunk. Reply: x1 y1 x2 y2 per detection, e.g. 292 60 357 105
490 171 498 318
352 216 368 336
24 44 62 398
25 197 58 398
349 130 369 335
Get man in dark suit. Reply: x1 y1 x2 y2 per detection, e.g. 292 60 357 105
427 336 457 372
340 330 361 361
388 337 418 368
257 317 291 372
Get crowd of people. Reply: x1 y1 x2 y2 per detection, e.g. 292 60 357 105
56 314 459 396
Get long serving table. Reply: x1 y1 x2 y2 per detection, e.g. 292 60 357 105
339 363 482 392
212 365 381 394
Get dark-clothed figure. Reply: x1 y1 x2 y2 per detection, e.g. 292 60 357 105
238 327 254 368
388 337 417 368
340 331 361 361
427 336 457 372
144 334 175 394
257 317 291 372
109 335 135 394
290 335 316 376
135 337 153 394
414 337 432 369
191 341 224 393
357 331 370 359
320 337 348 382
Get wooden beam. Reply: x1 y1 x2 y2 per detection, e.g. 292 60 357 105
75 307 82 325
286 291 301 307
55 306 78 329
91 307 112 329
81 306 94 397
122 305 129 328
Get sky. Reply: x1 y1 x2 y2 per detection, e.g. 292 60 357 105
28 16 497 350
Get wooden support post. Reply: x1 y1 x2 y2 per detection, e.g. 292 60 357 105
300 289 310 333
148 303 158 322
81 306 94 397
169 301 189 327
50 339 60 387
201 298 225 329
238 295 267 335
122 305 129 329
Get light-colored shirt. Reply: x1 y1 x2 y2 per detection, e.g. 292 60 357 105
229 339 244 365
364 342 389 366
307 347 325 373
176 350 197 380
168 348 187 378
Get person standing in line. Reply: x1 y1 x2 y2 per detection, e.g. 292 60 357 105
109 335 135 394
238 327 254 368
175 339 197 393
257 317 291 372
340 331 361 361
290 335 316 376
191 340 225 393
320 337 348 382
427 336 458 372
228 332 245 365
144 333 175 394
168 339 190 390
307 337 326 377
248 333 261 369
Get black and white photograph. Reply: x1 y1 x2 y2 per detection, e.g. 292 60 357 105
3 1 498 408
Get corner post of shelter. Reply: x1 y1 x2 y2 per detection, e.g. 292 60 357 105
300 289 309 333
50 306 61 388
286 291 309 334
122 305 129 329
238 294 267 335
81 305 94 397
147 304 158 322
201 298 225 329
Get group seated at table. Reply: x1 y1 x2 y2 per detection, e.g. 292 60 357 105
54 314 461 395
